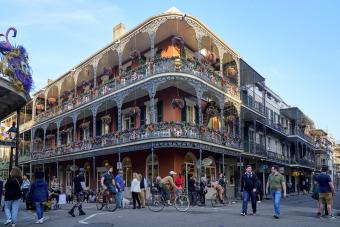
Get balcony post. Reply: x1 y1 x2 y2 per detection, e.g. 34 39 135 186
30 128 34 154
91 104 99 138
148 84 157 124
151 145 154 186
72 113 78 142
219 99 224 133
43 126 46 150
219 52 223 78
253 117 256 153
195 85 204 125
56 120 61 147
115 96 124 131
92 156 96 189
32 98 36 120
44 93 47 112
92 58 100 89
56 160 59 179
149 32 156 63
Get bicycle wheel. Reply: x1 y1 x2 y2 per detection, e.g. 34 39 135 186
211 193 218 207
105 194 117 212
96 192 104 210
147 194 165 212
174 195 190 212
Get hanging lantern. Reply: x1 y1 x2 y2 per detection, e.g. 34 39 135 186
171 97 185 109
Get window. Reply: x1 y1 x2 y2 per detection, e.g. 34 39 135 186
144 99 158 124
183 152 197 188
208 116 220 131
122 157 132 187
249 129 255 142
204 157 216 187
122 115 135 130
82 128 90 141
102 122 110 135
185 98 196 124
146 154 159 184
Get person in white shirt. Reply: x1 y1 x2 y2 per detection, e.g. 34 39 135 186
131 172 141 209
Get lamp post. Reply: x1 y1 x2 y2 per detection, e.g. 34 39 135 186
7 122 17 172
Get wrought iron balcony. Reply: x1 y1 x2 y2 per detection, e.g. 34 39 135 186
266 150 290 164
35 58 240 123
265 119 288 136
241 94 265 115
31 122 242 160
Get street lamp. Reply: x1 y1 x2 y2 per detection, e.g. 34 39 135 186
7 122 17 172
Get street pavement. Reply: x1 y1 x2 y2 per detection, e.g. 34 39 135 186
1 192 339 227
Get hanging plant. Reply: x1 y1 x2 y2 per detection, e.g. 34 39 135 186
129 50 141 60
206 52 216 65
172 36 184 48
205 101 220 117
125 106 140 117
223 102 238 122
34 137 42 143
79 121 90 129
171 97 185 109
101 115 111 124
146 124 154 132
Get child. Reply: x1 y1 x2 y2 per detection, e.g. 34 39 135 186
30 172 48 224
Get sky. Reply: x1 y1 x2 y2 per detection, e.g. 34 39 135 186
1 0 340 141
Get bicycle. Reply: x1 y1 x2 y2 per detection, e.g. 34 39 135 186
147 187 190 212
95 189 117 212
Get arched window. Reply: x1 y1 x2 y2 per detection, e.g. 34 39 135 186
146 154 159 184
183 152 197 188
122 157 132 187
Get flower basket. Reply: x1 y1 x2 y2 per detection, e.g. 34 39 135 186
171 97 185 109
101 115 111 124
101 75 110 85
79 121 90 129
125 107 140 117
172 36 185 48
147 124 154 132
129 50 141 60
115 132 120 139
227 67 237 77
200 126 206 134
48 97 56 105
36 104 44 110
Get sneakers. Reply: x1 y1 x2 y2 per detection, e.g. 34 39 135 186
240 212 246 216
11 224 16 227
329 215 336 220
35 218 44 224
4 220 11 225
273 215 280 219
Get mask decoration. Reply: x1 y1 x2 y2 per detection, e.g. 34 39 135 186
0 27 33 94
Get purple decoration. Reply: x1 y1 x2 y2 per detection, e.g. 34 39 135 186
0 27 17 55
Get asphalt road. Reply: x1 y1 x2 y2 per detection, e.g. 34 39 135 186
2 192 339 227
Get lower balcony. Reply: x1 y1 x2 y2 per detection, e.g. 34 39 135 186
31 122 242 160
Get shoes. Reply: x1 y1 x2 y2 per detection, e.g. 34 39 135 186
273 215 280 219
68 210 75 217
79 209 86 216
35 218 44 224
240 212 246 216
11 224 15 227
329 215 336 220
252 213 256 216
4 220 12 225
257 201 261 203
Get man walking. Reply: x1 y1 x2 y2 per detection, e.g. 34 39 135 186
315 165 336 219
115 170 124 208
68 168 87 217
266 165 286 219
240 165 258 216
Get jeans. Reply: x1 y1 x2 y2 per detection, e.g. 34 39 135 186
4 200 20 224
242 191 257 214
271 191 281 216
35 202 44 220
132 192 141 208
115 191 123 208
188 191 197 206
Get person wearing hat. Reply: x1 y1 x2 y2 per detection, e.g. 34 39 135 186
115 170 124 209
68 168 87 217
29 172 48 224
160 171 179 205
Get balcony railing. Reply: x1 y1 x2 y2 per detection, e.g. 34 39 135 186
241 94 265 115
288 129 314 144
31 122 242 160
266 150 289 164
265 119 288 135
244 141 267 156
35 58 240 123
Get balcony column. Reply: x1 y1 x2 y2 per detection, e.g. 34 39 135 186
115 96 124 131
219 52 224 78
56 120 61 147
57 83 62 106
43 126 47 150
92 58 100 89
91 104 99 138
253 117 256 153
44 93 47 112
148 84 157 124
30 128 35 153
72 113 78 142
32 98 36 120
219 99 224 133
149 31 156 63
73 70 79 98
117 42 126 75
195 85 204 125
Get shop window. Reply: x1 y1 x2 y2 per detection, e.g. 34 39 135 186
146 154 159 184
122 157 132 187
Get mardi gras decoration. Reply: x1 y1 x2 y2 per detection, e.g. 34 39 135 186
0 28 33 94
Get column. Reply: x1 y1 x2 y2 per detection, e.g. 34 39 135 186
219 99 224 133
32 99 36 120
149 32 155 63
219 52 223 78
222 153 225 175
29 162 32 181
199 149 202 181
253 117 256 153
151 146 154 186
92 156 96 189
56 160 59 179
91 105 98 138
44 95 47 112
73 115 77 142
56 120 60 147
195 85 203 125
92 59 99 89
43 127 46 150
148 84 157 124
117 99 123 131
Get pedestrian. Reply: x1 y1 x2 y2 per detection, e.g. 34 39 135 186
4 167 23 227
240 165 258 216
216 173 225 204
199 176 208 206
0 178 4 208
266 165 287 219
188 174 197 206
131 172 141 209
68 168 87 217
315 165 336 219
21 175 30 203
115 170 124 209
256 178 263 203
50 176 61 204
29 172 48 224
139 173 147 208
175 173 184 189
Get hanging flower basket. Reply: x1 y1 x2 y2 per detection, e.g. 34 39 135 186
147 124 154 132
172 36 185 48
101 115 111 124
206 53 216 65
34 138 42 143
46 134 55 139
125 107 140 117
227 66 237 77
171 97 185 109
101 75 110 85
129 50 141 60
48 97 56 105
36 103 44 110
79 121 90 129
205 102 219 117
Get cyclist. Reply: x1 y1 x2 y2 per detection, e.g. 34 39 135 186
101 166 117 195
160 171 179 205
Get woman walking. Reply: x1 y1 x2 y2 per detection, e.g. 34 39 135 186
30 172 49 224
4 167 22 227
131 172 141 209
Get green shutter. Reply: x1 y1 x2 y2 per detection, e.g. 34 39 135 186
194 105 199 124
181 102 187 122
140 105 146 126
157 101 163 123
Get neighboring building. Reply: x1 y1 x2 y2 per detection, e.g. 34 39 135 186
0 7 336 197
333 144 340 189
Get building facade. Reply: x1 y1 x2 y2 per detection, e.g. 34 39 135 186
0 7 334 198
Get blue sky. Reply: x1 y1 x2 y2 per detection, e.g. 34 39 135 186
1 0 340 140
